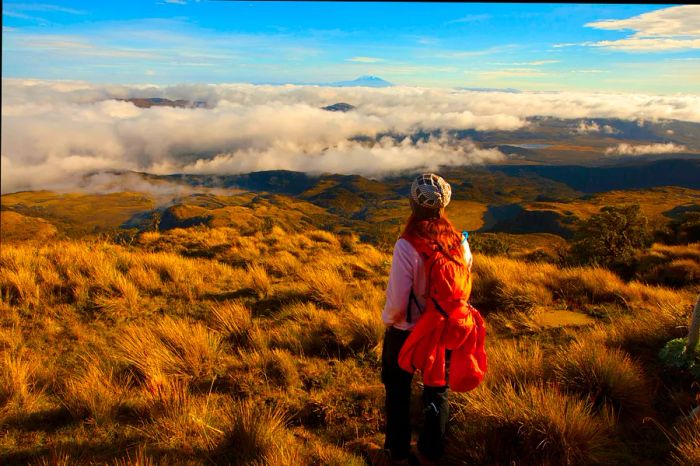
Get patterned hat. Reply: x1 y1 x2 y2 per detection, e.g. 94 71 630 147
410 173 452 209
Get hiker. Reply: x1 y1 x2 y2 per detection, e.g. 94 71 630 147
379 173 485 466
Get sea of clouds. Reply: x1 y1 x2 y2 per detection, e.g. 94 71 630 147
3 78 700 194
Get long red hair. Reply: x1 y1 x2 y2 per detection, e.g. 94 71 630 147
401 199 463 252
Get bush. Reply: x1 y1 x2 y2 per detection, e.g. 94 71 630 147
569 205 652 274
667 211 700 245
659 338 700 380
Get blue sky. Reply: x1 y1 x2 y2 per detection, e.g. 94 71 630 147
2 2 700 93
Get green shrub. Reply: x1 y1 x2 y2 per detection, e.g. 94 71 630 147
569 205 652 274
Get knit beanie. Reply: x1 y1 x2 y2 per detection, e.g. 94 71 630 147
410 173 452 209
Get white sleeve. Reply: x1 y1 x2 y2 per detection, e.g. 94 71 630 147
463 238 473 273
382 239 416 327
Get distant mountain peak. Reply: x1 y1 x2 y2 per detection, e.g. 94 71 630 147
330 76 393 88
321 102 356 112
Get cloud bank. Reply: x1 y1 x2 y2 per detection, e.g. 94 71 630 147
585 5 700 51
3 79 700 193
605 142 687 156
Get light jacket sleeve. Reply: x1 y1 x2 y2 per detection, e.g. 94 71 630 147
382 239 415 327
463 237 473 273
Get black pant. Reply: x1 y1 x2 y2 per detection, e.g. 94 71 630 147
381 327 450 461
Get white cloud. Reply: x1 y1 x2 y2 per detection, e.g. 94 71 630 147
589 37 700 52
3 79 700 193
575 120 600 134
573 121 619 135
605 142 687 156
585 6 700 52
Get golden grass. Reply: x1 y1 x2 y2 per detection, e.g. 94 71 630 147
216 399 300 465
2 221 697 465
553 340 651 418
60 355 127 424
298 267 352 309
117 317 222 385
0 210 58 243
471 254 691 316
247 263 272 298
0 349 42 413
449 383 619 466
1 191 154 237
671 417 700 466
209 301 253 347
485 339 546 388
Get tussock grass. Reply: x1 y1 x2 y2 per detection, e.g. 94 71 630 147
247 263 272 298
637 242 700 287
307 229 340 247
553 340 651 418
557 267 627 308
303 441 366 466
236 348 300 391
343 304 385 354
471 254 690 316
589 302 689 353
449 383 620 466
1 349 42 412
61 356 127 424
111 446 160 466
272 301 381 357
472 255 554 313
209 301 253 347
485 339 546 388
263 250 302 277
671 417 700 465
144 383 220 453
298 267 352 309
0 241 250 311
215 400 300 465
117 317 222 384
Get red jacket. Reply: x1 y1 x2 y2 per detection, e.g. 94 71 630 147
397 235 487 392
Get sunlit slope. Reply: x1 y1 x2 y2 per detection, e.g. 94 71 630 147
483 187 700 237
2 161 698 245
1 222 697 465
1 191 154 237
0 210 58 242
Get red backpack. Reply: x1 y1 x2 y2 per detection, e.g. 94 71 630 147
402 232 472 319
399 232 487 392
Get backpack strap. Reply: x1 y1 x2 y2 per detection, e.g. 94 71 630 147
406 287 421 323
431 297 449 319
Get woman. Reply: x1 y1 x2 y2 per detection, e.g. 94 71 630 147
380 173 473 466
